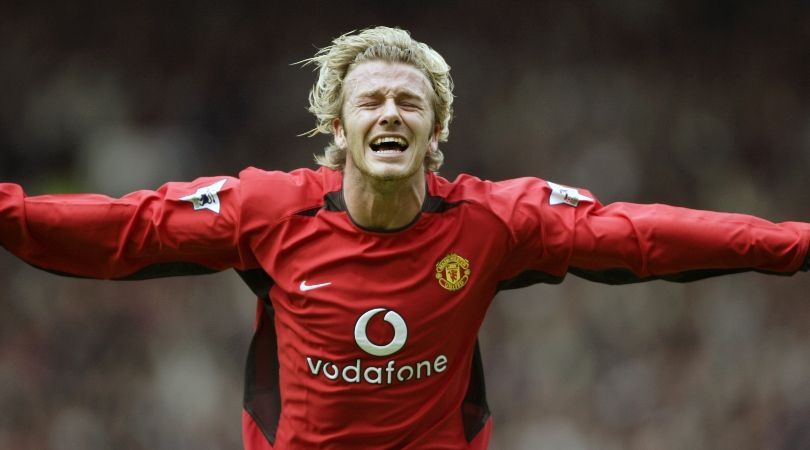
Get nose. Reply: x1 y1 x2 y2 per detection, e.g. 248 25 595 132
378 99 401 127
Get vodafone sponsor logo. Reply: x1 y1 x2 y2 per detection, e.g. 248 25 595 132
305 308 448 385
305 355 448 385
354 308 407 356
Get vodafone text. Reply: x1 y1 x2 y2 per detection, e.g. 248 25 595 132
306 354 448 384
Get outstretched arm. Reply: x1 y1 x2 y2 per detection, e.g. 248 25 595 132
490 177 810 287
568 199 810 284
0 177 256 280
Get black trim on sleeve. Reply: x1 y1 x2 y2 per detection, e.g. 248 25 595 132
497 270 566 291
498 265 798 290
497 266 798 291
568 266 793 285
31 261 220 280
118 262 220 280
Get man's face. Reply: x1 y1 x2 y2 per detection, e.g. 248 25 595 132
333 60 439 183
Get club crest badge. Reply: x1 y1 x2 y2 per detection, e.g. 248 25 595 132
435 253 471 291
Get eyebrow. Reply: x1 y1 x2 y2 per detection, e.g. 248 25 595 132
353 88 426 101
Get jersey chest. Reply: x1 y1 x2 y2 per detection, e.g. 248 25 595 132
254 207 508 360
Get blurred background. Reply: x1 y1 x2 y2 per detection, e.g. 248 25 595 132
1 1 810 449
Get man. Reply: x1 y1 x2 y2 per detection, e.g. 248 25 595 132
1 26 809 449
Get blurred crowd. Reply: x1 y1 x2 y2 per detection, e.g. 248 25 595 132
1 1 809 449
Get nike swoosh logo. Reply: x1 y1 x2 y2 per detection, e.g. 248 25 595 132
299 280 332 292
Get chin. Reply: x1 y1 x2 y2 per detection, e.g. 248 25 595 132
370 171 408 182
365 166 419 183
363 161 409 177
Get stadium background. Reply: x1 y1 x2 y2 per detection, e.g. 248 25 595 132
1 1 809 449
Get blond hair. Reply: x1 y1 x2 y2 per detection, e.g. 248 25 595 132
301 26 453 171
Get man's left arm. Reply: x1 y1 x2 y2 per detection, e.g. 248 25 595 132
568 200 810 284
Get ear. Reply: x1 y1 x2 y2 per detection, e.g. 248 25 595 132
332 117 346 149
429 124 441 152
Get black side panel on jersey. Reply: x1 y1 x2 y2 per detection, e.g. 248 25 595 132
463 341 491 442
237 268 276 298
237 269 281 446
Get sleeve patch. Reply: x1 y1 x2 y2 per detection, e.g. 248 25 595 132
547 181 593 207
180 179 228 214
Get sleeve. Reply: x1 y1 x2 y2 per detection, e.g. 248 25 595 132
568 200 810 284
492 178 810 287
0 176 258 280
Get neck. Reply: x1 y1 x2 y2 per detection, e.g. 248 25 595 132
342 167 427 230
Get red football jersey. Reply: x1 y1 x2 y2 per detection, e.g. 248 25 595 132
2 167 809 449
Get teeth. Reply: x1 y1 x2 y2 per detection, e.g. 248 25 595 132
371 136 408 147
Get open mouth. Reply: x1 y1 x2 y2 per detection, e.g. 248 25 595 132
369 136 409 153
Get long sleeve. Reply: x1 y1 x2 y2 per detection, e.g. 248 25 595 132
482 177 810 287
568 201 810 283
0 176 257 280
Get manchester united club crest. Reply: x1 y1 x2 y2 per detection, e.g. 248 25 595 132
435 253 471 291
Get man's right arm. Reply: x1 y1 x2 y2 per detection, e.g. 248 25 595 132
0 176 256 280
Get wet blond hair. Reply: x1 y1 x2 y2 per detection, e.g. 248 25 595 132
301 26 453 171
